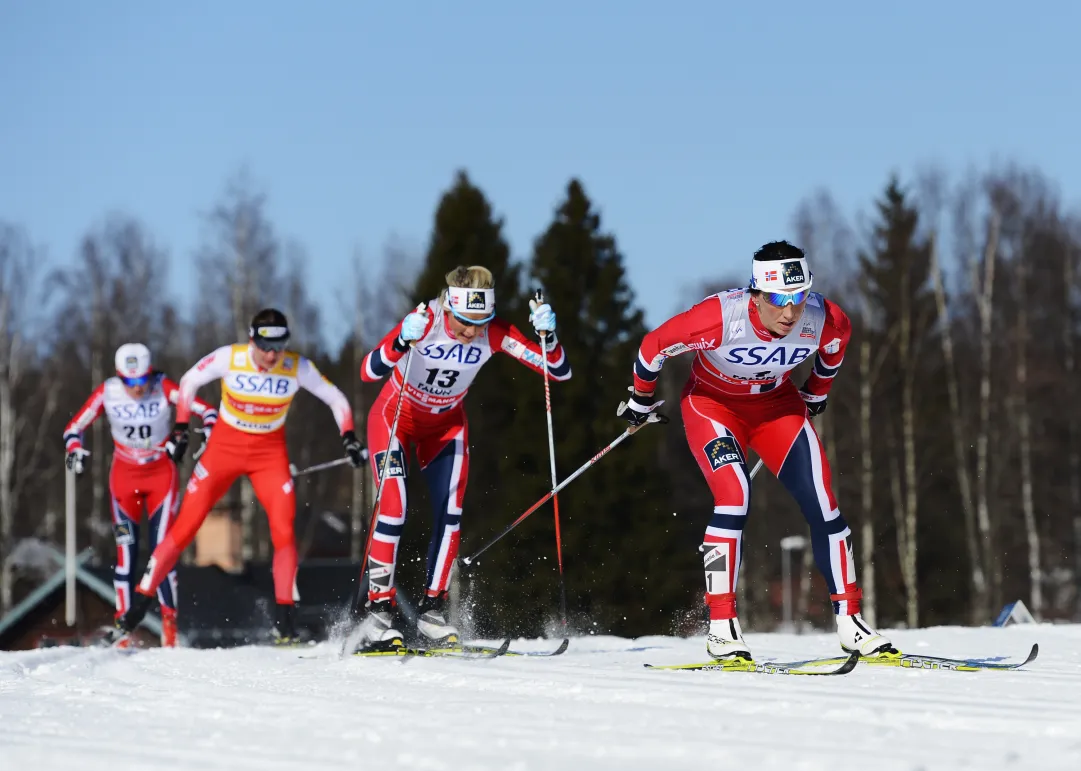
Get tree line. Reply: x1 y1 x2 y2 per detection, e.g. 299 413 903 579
1 162 1078 637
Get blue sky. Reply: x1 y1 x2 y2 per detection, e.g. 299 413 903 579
2 1 1078 348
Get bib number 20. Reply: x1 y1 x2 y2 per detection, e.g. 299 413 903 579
125 425 152 440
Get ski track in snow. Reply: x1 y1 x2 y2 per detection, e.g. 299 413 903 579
2 625 1080 770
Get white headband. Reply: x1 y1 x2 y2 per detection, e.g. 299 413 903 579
750 258 813 293
445 286 496 316
251 325 289 340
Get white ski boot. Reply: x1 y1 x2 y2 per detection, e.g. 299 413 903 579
836 613 895 657
416 592 459 645
352 599 404 653
706 617 751 661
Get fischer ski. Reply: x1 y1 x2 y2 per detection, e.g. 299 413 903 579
645 650 859 676
351 637 512 660
830 643 1039 672
455 638 570 658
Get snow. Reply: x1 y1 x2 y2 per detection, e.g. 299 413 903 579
2 624 1079 770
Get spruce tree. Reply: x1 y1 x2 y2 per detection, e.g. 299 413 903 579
519 179 693 634
394 171 537 620
858 177 952 625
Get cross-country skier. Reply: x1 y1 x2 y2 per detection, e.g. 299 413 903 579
618 241 893 660
63 343 218 647
352 265 571 651
116 309 365 644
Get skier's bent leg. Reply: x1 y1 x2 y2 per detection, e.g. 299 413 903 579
681 394 752 659
775 418 893 655
250 461 298 606
351 401 410 651
416 419 468 643
137 478 229 597
250 457 302 642
145 461 180 647
109 484 140 619
145 461 180 612
366 436 408 603
775 419 857 609
120 456 237 633
419 423 468 597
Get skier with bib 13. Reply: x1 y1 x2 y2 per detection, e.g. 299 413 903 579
618 241 895 661
353 265 571 652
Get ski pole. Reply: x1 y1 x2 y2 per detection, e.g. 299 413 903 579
531 290 567 630
356 306 423 604
289 456 355 478
460 412 664 567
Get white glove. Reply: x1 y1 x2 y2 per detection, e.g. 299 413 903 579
529 301 556 334
400 308 429 342
66 447 91 475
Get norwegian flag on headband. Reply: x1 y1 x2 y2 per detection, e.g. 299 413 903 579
765 270 778 281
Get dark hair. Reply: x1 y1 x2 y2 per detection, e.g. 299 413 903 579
249 308 291 351
753 241 805 262
250 308 288 330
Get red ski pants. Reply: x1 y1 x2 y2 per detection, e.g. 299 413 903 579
681 379 860 620
110 457 179 615
365 383 469 603
137 422 298 605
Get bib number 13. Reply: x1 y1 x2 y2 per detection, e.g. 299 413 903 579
424 368 460 388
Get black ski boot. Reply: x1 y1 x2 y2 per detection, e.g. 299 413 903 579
272 603 301 646
116 592 155 639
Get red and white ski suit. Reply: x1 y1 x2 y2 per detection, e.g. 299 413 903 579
134 344 354 606
63 375 217 618
633 288 861 619
361 300 571 602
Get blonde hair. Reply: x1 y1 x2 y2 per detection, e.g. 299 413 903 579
440 265 494 304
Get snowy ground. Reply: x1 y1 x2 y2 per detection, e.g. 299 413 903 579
1 624 1078 771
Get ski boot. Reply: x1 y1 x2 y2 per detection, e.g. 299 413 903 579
108 614 132 649
351 598 405 653
271 603 301 646
706 616 752 661
837 613 896 657
116 592 154 640
416 591 459 646
160 607 178 648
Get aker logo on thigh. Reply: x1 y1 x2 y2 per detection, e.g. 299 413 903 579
373 449 406 479
114 521 135 546
703 436 746 472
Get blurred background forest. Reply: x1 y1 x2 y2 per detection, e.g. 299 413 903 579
2 159 1079 637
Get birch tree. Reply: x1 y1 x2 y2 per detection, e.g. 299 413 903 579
0 225 44 612
917 169 988 622
858 180 935 628
962 194 1001 608
195 172 284 561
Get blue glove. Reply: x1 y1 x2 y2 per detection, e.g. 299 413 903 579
529 301 556 334
400 309 429 343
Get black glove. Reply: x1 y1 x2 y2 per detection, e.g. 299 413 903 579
617 390 666 427
800 390 828 417
165 423 190 464
342 430 367 468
